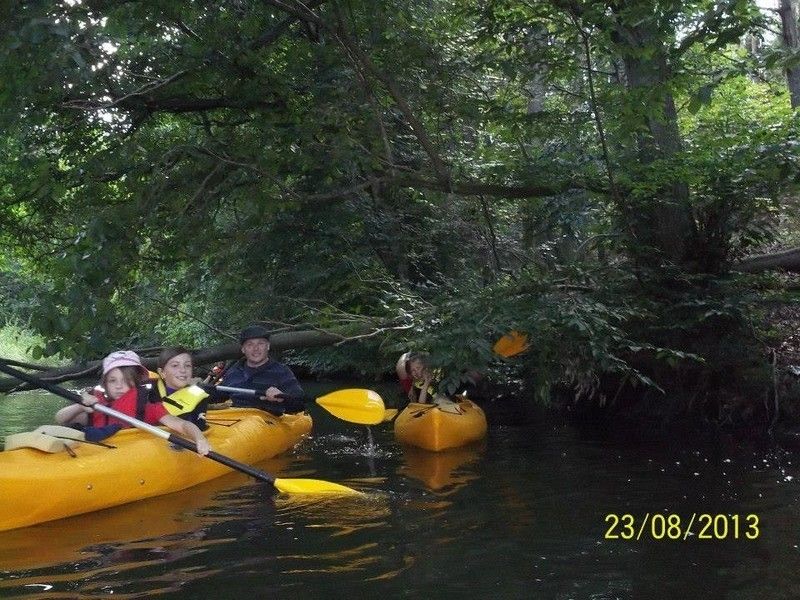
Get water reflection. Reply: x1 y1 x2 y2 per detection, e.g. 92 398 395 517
270 493 396 578
277 491 391 538
0 480 217 571
399 444 483 492
5 393 800 598
0 455 295 598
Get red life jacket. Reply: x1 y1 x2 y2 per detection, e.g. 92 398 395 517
90 385 167 427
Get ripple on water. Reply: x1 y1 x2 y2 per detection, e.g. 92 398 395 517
308 432 399 459
5 393 800 598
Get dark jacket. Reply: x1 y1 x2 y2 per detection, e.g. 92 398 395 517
221 359 305 414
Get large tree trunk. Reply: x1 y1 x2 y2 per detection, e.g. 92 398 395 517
779 0 800 109
612 15 697 265
0 329 343 393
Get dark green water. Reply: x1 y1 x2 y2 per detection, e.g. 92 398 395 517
1 385 800 599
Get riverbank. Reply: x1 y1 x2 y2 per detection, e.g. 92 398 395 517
0 322 63 366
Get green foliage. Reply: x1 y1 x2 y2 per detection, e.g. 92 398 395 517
0 0 795 422
0 320 64 366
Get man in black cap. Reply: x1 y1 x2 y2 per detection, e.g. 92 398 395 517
220 325 305 414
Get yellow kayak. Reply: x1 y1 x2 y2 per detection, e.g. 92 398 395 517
0 408 311 532
394 398 487 451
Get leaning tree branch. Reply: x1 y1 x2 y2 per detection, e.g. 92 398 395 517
393 173 588 198
262 0 452 188
0 358 49 371
0 328 355 394
63 94 284 115
734 246 800 273
250 0 328 50
184 152 592 202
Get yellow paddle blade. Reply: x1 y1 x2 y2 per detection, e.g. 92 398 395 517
315 388 386 425
382 408 399 422
273 478 363 495
493 330 529 358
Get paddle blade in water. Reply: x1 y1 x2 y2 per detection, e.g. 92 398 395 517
493 330 529 358
316 389 386 425
273 478 362 495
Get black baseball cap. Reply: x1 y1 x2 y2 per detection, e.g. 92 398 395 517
239 325 271 344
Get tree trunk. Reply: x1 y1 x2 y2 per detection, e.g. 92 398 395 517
0 329 343 393
612 16 697 265
734 246 800 273
779 0 800 109
525 24 549 115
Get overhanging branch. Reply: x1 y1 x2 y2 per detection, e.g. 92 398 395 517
734 246 800 273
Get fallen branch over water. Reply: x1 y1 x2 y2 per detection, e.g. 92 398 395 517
0 329 344 393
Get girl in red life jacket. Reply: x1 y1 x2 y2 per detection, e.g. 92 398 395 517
55 350 211 454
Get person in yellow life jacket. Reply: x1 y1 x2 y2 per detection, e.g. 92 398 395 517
405 352 441 405
152 346 216 431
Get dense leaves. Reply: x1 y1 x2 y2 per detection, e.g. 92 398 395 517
1 0 799 419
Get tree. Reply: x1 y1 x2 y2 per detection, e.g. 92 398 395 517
0 0 798 419
779 0 800 108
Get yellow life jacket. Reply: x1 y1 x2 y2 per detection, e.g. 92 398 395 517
155 378 209 416
412 368 441 398
412 380 437 396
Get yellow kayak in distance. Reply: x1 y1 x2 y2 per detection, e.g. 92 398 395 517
394 398 487 451
0 408 312 532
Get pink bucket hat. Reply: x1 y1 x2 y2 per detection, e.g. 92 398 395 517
102 350 149 378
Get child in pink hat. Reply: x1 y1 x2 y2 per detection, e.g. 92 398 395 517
55 350 210 454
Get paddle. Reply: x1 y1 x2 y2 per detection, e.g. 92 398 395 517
493 330 529 358
214 385 386 426
0 361 360 496
412 405 436 418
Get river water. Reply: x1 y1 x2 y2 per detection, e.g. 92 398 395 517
1 385 800 599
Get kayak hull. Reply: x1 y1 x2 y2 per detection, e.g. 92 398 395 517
0 408 311 532
394 399 487 451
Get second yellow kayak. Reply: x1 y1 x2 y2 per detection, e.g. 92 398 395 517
394 398 487 451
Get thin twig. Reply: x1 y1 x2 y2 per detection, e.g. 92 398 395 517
136 290 237 341
769 348 779 434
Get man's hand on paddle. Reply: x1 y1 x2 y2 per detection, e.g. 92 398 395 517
259 386 285 403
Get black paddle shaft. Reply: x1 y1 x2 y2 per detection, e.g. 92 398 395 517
211 385 310 402
166 434 275 484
